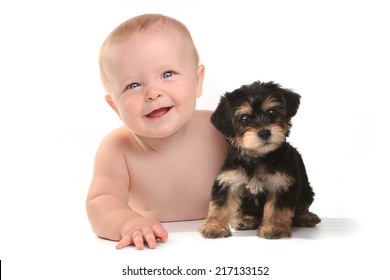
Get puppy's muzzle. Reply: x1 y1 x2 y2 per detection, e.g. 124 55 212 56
258 129 271 141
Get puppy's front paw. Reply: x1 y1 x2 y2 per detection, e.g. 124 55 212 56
257 225 291 239
199 222 231 239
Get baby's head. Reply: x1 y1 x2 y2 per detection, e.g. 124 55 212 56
98 14 205 139
99 14 200 96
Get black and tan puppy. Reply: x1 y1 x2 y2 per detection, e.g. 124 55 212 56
200 81 320 239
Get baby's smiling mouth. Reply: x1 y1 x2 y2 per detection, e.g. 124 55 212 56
146 107 173 118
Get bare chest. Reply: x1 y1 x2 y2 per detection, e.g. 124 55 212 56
125 144 224 221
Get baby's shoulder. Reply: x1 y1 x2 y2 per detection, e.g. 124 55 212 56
98 126 135 153
192 110 226 143
194 109 213 119
192 110 213 129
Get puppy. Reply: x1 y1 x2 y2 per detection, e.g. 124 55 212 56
199 81 321 239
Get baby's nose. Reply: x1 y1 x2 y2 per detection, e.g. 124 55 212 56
146 88 163 101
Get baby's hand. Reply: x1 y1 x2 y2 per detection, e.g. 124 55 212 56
116 217 168 250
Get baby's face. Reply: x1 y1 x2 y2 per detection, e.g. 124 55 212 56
104 26 203 138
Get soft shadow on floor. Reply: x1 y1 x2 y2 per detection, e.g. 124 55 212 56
164 218 358 240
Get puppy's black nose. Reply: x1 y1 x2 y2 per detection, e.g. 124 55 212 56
258 129 271 140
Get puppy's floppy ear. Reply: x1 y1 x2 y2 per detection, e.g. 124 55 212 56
278 87 301 119
211 94 236 138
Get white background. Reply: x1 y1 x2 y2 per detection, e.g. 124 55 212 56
0 0 389 279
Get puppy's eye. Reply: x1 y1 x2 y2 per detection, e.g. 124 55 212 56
267 109 277 116
239 114 251 125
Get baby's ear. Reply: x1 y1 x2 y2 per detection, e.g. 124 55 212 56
195 65 205 98
211 94 236 138
278 87 301 119
105 95 121 118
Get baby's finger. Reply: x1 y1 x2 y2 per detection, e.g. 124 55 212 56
116 235 133 250
152 224 169 243
142 228 157 249
132 231 145 250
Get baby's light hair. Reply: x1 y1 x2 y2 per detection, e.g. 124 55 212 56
99 14 200 95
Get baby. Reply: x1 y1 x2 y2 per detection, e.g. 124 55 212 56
86 14 227 250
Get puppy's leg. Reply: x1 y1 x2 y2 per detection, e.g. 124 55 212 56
199 182 241 238
293 211 321 227
199 201 232 238
257 193 294 239
231 195 264 230
292 196 321 227
292 157 321 227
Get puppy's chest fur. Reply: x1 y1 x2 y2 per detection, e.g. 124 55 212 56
218 143 296 194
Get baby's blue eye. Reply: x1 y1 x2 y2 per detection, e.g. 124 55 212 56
127 83 141 90
162 71 173 79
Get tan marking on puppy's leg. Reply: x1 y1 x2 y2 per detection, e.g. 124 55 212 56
199 202 231 238
257 193 293 239
200 189 242 238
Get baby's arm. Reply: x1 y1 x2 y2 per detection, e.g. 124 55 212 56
86 134 168 249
